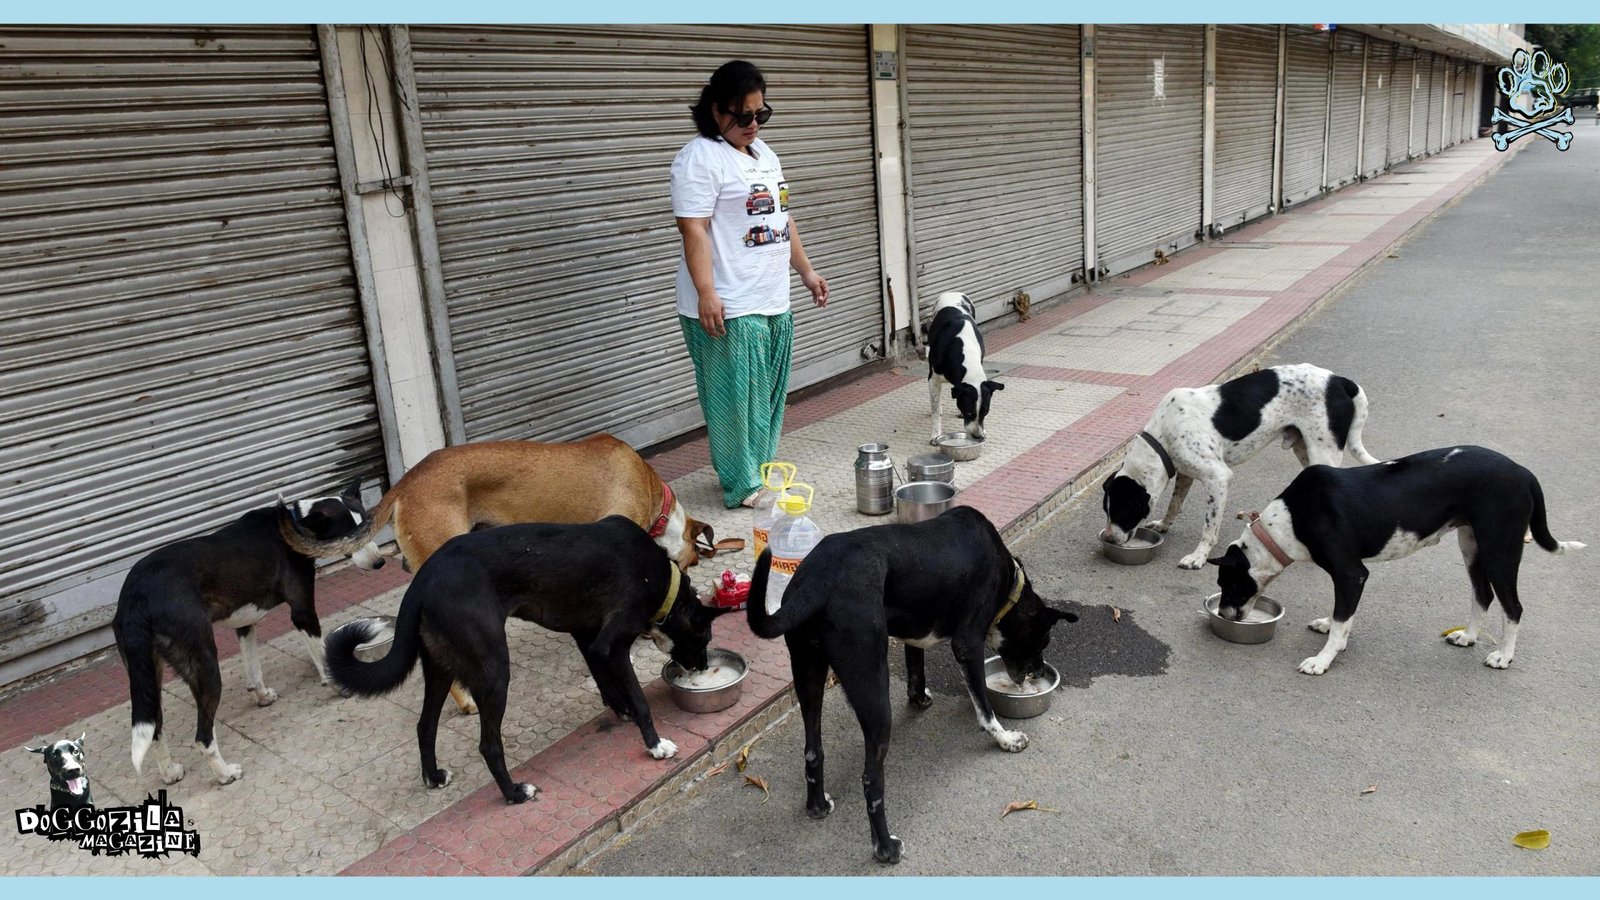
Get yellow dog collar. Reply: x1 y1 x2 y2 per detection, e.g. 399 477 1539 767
991 561 1026 628
652 564 683 625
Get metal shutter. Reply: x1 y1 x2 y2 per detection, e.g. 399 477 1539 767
904 25 1083 325
1094 25 1204 277
1390 45 1416 164
407 25 882 447
1212 25 1279 230
1282 27 1329 206
1427 54 1447 153
0 26 385 677
1361 40 1393 177
1325 30 1363 190
1411 51 1433 157
1454 60 1471 143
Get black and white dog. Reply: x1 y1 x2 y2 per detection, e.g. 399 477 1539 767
746 506 1077 864
27 734 93 810
1101 364 1380 569
112 484 368 786
324 516 733 805
926 292 1004 443
1209 446 1585 675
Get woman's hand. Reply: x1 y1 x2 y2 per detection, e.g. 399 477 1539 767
801 268 829 308
699 292 728 337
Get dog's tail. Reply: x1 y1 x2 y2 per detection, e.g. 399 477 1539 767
1528 477 1586 555
745 548 828 639
1333 375 1381 465
114 617 164 776
276 490 397 566
323 585 423 697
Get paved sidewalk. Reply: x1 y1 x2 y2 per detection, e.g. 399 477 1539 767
0 138 1514 876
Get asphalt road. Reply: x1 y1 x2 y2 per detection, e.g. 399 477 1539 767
589 133 1600 876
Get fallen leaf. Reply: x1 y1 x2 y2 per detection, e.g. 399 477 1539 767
735 743 753 773
1000 799 1060 819
1360 784 1377 795
1387 253 1400 259
1512 829 1550 850
1112 607 1122 623
706 760 731 777
744 774 770 803
1441 625 1465 637
890 366 906 375
1436 412 1445 417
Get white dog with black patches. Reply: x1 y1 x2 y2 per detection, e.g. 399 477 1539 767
926 292 1004 443
1100 364 1380 569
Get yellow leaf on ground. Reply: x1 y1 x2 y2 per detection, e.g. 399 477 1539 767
735 741 756 773
1360 784 1377 795
1441 625 1465 637
1000 800 1060 819
1512 829 1550 850
744 774 770 804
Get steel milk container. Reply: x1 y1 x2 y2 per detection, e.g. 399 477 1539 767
854 442 895 515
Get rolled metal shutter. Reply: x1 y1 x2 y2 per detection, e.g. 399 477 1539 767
1282 27 1329 205
1411 51 1433 157
0 26 385 677
1094 25 1204 277
1361 40 1393 177
904 25 1083 324
1212 25 1279 230
407 26 882 447
1427 54 1447 153
1390 45 1415 164
1324 30 1363 190
1454 60 1471 143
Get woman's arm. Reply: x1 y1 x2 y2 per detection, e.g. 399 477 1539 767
787 217 829 308
676 216 726 336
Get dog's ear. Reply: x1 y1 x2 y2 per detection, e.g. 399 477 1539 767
1205 555 1227 567
76 733 86 751
1049 606 1079 625
341 479 363 508
982 380 1005 393
26 744 46 754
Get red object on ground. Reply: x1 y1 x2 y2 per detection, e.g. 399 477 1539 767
713 569 751 610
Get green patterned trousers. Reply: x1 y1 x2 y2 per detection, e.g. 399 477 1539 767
679 312 794 508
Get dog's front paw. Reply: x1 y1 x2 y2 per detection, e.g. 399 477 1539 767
1485 650 1514 669
649 738 678 760
159 762 185 785
423 767 452 789
1177 551 1207 570
1142 520 1171 534
995 730 1029 753
1445 630 1477 647
1297 656 1331 676
909 690 933 710
874 835 904 865
807 793 835 820
506 783 537 804
251 686 279 707
1308 617 1331 635
216 763 243 785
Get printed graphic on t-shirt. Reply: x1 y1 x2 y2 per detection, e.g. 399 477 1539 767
746 184 776 216
777 182 790 211
742 224 790 248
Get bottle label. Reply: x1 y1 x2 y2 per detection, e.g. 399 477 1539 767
753 527 769 558
770 555 802 576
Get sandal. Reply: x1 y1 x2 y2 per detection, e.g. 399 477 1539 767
738 490 762 509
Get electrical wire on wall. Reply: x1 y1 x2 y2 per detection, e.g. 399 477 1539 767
360 25 409 218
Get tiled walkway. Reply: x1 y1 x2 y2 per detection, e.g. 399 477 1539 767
0 139 1514 876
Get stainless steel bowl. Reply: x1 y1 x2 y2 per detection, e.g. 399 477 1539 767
1203 593 1285 644
895 480 957 524
982 655 1060 719
933 431 985 462
1101 526 1164 565
353 615 397 662
661 647 748 714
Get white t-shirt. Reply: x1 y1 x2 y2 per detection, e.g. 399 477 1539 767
671 136 792 319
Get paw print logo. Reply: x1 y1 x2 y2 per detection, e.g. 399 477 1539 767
1492 49 1574 151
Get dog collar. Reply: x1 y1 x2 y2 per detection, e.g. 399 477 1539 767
1246 512 1294 567
652 564 683 624
649 483 675 539
1138 431 1177 480
991 561 1027 628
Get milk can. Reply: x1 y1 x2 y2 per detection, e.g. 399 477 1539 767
855 442 896 515
905 452 956 487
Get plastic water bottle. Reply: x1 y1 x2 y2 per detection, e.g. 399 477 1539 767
765 483 822 615
751 461 797 559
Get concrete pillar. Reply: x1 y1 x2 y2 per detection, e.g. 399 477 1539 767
869 24 914 352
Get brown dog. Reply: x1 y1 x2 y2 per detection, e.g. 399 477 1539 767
298 434 734 712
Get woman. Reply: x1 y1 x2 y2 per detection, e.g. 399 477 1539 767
671 60 829 509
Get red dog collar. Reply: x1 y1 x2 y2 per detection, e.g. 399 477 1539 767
649 483 675 538
1246 512 1293 567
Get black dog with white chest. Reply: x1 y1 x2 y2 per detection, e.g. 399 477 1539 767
113 485 368 787
926 291 1004 443
746 506 1077 864
1209 446 1584 675
27 734 93 811
324 516 733 805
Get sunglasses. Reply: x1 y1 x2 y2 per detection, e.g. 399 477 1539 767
725 104 773 128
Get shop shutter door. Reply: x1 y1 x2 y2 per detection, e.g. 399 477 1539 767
1324 30 1364 190
1212 25 1280 230
1094 25 1204 277
408 25 882 447
1427 54 1447 153
1282 27 1330 205
1361 40 1393 177
1454 61 1471 143
1411 51 1433 157
904 25 1083 324
0 26 385 679
1389 45 1415 165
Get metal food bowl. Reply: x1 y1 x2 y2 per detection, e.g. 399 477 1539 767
661 647 748 714
933 431 985 462
982 655 1060 719
1101 526 1164 565
895 480 957 524
353 615 397 662
1203 593 1285 644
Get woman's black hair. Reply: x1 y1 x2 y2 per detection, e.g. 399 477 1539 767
689 60 768 140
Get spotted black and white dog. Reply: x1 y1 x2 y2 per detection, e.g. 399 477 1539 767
27 734 93 810
1209 446 1585 675
1100 364 1380 569
926 292 1004 443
